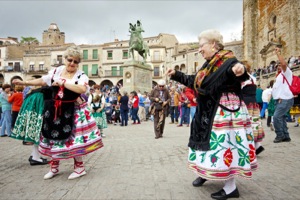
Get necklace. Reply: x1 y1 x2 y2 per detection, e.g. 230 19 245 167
65 70 76 78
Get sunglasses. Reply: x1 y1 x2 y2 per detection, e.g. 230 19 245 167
158 85 164 88
67 58 79 64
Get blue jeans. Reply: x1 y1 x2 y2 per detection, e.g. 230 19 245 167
120 109 129 126
180 106 190 125
1 110 12 136
273 98 294 140
190 106 196 122
260 102 268 118
132 107 140 123
169 106 179 123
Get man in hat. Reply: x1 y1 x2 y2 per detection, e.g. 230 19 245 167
149 80 171 139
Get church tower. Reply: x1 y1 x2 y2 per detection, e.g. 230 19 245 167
42 23 65 45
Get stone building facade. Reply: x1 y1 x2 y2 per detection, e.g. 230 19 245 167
243 0 300 68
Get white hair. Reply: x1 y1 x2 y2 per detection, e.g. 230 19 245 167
198 29 224 50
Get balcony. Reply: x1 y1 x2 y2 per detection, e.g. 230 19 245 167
151 56 163 63
104 70 123 77
26 69 48 74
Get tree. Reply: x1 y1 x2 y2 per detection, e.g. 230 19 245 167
20 37 39 44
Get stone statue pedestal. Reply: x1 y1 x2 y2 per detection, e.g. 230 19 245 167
121 60 153 93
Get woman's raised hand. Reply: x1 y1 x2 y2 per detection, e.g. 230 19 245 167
232 63 245 77
166 69 175 77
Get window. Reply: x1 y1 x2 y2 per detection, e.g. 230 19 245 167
123 50 128 59
111 66 117 76
153 51 160 61
82 65 88 75
39 64 44 71
57 55 63 64
83 50 88 60
183 55 185 58
92 64 98 75
0 62 1 66
120 66 124 76
0 50 1 58
29 65 34 71
92 49 98 59
154 67 160 77
107 51 113 59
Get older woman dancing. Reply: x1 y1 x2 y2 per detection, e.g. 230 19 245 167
166 29 257 200
13 46 103 180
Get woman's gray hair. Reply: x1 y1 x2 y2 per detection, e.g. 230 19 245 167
198 29 224 50
64 46 82 62
123 91 128 96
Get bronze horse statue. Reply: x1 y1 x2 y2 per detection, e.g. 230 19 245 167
128 20 150 63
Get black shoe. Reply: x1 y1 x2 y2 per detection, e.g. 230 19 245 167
0 135 7 137
29 158 48 166
192 177 207 187
294 124 299 127
29 156 48 165
273 138 284 143
283 138 291 142
211 188 239 200
255 146 265 155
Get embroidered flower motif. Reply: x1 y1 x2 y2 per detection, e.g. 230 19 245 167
84 110 91 120
51 130 59 138
220 109 224 116
248 144 256 162
65 139 74 148
43 123 48 131
223 148 233 167
65 112 72 119
53 118 61 125
210 154 218 165
63 125 71 133
44 110 50 118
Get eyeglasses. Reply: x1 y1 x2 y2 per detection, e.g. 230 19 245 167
199 42 209 48
158 85 164 88
67 58 79 64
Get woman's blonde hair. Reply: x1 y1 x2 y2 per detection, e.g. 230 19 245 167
198 29 224 50
241 60 251 73
64 46 82 62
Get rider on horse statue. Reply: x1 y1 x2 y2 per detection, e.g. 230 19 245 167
128 20 150 63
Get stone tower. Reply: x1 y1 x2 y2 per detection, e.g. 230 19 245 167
42 23 65 45
243 0 300 68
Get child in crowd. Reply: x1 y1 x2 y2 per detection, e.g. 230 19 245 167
112 105 121 125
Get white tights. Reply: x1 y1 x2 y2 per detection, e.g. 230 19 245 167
223 177 236 194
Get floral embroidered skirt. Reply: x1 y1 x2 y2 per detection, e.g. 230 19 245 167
91 110 108 130
10 92 44 145
39 102 103 160
188 94 258 181
246 102 265 142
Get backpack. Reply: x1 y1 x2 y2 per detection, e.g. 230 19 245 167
282 74 300 95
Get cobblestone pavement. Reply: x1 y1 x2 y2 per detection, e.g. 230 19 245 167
0 117 299 200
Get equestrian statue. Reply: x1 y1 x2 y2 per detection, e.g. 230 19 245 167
128 20 150 63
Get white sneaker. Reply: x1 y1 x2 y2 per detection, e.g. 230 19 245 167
44 171 59 180
68 170 87 180
101 133 106 138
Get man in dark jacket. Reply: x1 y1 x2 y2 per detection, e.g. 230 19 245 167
149 80 171 139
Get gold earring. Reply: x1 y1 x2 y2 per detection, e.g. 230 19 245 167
212 48 215 52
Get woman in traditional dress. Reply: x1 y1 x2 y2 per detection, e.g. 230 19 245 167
10 85 48 165
13 46 103 180
166 29 257 200
241 61 265 155
88 84 107 137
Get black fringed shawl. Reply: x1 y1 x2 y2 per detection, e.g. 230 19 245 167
171 51 249 151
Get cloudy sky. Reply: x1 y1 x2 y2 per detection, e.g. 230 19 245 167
0 0 243 45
